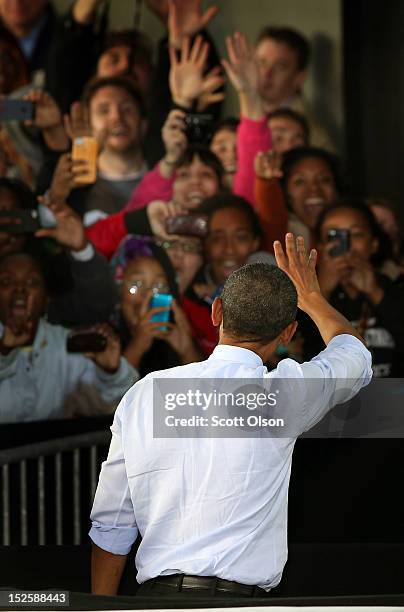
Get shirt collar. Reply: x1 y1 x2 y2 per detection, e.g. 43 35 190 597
209 344 263 368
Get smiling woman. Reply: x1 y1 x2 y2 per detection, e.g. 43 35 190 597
279 146 342 244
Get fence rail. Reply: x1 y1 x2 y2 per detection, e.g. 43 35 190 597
0 430 111 546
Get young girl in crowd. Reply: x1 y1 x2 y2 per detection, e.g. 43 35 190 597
85 145 224 259
111 236 202 377
299 200 404 377
255 146 342 250
182 194 262 356
209 118 239 189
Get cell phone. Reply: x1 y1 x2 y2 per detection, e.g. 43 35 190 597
150 293 173 331
66 329 107 353
0 99 35 122
327 228 351 257
0 209 40 233
72 137 98 184
165 214 208 237
184 113 213 144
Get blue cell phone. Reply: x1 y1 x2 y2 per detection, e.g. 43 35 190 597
150 293 173 331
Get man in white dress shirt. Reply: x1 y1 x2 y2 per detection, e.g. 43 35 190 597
89 234 372 597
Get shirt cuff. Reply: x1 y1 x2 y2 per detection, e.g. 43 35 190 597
70 243 95 262
89 522 138 556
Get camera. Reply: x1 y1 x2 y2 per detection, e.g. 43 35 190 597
184 113 213 144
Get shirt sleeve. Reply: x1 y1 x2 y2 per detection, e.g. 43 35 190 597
299 334 373 433
89 395 138 555
233 116 272 207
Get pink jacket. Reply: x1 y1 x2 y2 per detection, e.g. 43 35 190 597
233 115 272 208
124 163 174 212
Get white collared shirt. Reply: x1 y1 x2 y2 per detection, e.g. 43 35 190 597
89 334 371 590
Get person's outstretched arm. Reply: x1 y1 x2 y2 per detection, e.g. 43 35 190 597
273 233 366 346
222 32 272 207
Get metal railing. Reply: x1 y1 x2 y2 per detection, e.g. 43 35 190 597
0 430 111 546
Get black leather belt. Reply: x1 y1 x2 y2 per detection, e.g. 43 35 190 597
146 574 270 597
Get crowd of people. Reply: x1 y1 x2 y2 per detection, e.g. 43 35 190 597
1 0 404 424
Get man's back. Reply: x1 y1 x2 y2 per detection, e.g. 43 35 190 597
90 336 371 590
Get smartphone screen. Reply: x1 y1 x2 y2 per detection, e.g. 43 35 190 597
72 137 98 184
0 99 35 122
150 293 173 331
327 229 351 258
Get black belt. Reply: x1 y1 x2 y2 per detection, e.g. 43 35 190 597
145 574 270 597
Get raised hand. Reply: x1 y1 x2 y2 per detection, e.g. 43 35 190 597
254 150 283 181
146 199 183 239
23 89 62 130
222 31 262 119
274 233 320 310
35 195 88 252
317 243 351 299
49 152 89 201
344 254 384 304
163 298 201 362
22 90 70 151
64 101 92 141
195 65 225 112
86 323 121 374
168 0 219 49
122 289 172 367
169 35 210 108
222 31 259 95
161 109 188 165
0 316 35 351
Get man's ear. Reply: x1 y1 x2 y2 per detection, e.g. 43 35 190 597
211 297 223 328
279 320 298 346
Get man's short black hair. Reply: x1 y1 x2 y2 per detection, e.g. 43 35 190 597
267 107 310 144
198 193 263 240
256 26 310 72
221 263 297 344
82 75 146 117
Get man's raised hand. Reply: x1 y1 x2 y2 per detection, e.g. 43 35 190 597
274 233 321 310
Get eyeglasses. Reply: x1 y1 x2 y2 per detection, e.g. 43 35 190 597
156 240 202 254
122 280 169 295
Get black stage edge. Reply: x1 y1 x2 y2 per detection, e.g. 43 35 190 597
1 544 404 603
1 592 404 611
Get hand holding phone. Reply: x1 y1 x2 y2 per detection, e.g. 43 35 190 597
66 328 107 353
71 137 98 185
150 293 173 331
0 99 35 122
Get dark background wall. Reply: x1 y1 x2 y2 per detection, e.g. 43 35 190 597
343 0 404 221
